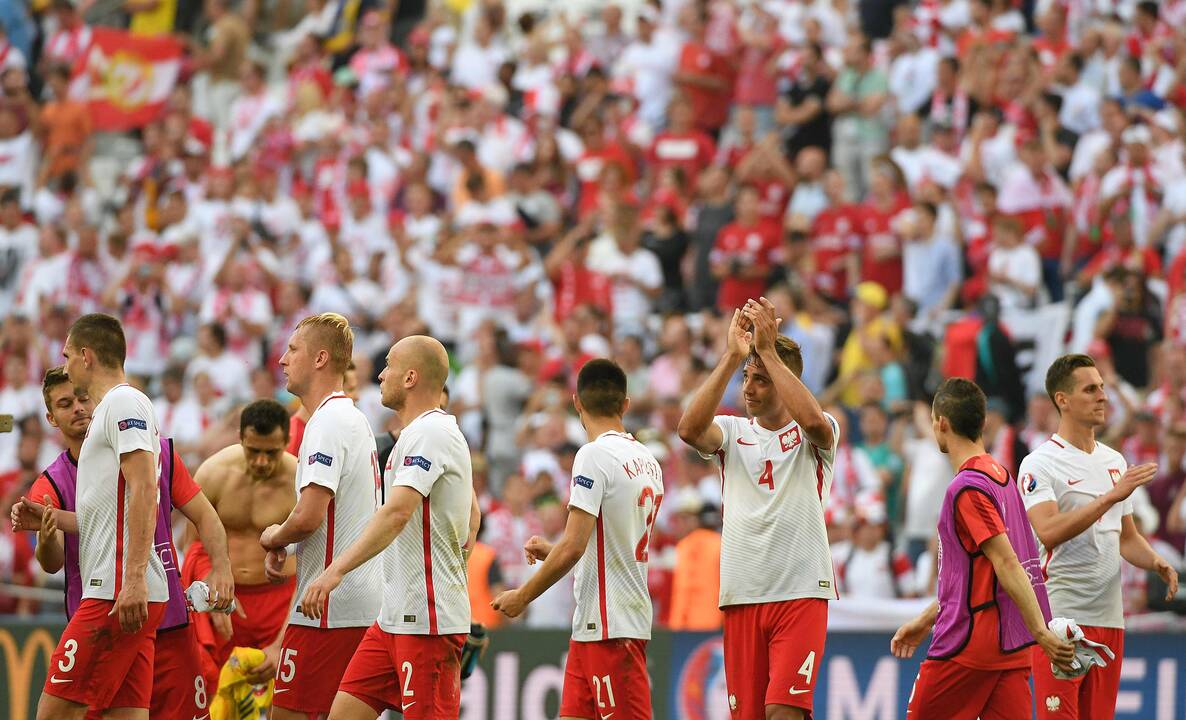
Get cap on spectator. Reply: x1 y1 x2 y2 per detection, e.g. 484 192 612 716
183 136 209 157
637 5 659 24
855 281 888 310
481 83 509 109
853 490 887 525
1121 124 1152 146
671 487 705 515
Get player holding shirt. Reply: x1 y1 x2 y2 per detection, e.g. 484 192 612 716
890 378 1075 719
34 314 169 720
12 366 234 719
492 359 664 719
260 313 383 719
677 298 838 720
300 335 476 720
1019 354 1179 719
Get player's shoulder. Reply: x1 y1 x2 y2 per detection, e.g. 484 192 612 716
1021 438 1064 466
1092 441 1126 465
103 383 153 412
404 409 461 441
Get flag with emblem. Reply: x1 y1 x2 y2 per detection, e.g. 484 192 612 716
67 28 182 132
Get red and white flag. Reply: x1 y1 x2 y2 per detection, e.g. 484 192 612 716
68 28 181 132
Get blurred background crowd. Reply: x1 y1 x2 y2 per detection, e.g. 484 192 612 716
1 0 1186 631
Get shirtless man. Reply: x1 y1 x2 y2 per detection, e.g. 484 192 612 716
181 398 298 683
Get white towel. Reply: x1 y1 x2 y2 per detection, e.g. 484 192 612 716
1047 617 1116 680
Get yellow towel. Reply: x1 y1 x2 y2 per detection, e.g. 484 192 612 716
210 647 274 720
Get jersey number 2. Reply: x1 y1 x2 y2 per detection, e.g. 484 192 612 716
635 487 664 562
758 460 775 490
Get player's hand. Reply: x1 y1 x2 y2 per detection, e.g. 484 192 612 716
211 608 234 640
36 497 58 544
1154 556 1179 601
298 568 342 620
244 641 280 685
890 615 931 659
204 563 236 613
725 309 753 359
264 548 290 584
1036 629 1076 674
742 297 783 355
11 495 48 532
1107 463 1157 503
110 576 149 634
259 524 284 550
492 589 528 619
524 536 552 565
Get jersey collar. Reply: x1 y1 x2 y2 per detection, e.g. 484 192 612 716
313 391 349 413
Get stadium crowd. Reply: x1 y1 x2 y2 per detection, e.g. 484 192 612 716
1 0 1186 632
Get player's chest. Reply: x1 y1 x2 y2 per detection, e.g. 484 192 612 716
218 480 293 529
1056 459 1123 498
727 426 812 492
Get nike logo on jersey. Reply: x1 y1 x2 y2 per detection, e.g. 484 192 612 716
49 675 71 684
789 687 810 695
737 438 757 446
192 715 209 720
273 689 290 695
601 713 614 720
402 702 417 711
1067 478 1085 485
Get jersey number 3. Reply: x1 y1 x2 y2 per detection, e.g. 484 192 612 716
635 487 664 562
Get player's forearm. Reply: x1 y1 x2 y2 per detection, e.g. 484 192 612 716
518 539 582 604
196 509 233 574
916 599 939 629
992 550 1049 638
35 533 65 574
53 510 79 534
678 351 743 443
328 503 411 578
1120 531 1162 570
756 346 831 443
1031 496 1118 549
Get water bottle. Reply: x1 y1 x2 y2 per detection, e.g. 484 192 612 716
460 623 488 680
185 580 236 614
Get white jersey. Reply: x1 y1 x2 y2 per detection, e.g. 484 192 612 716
380 409 472 636
705 413 840 607
1019 434 1132 628
568 431 664 642
291 392 383 628
77 384 168 603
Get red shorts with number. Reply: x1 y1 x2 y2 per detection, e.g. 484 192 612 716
337 622 465 719
908 659 1032 720
722 598 827 719
560 638 652 720
1032 625 1124 719
43 599 166 710
272 624 368 714
182 541 296 669
152 623 211 719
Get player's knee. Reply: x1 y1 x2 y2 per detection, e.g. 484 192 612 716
765 704 806 720
36 695 86 720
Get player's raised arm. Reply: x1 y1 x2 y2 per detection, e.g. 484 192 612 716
743 297 833 448
980 533 1075 672
1024 462 1157 549
677 309 750 454
298 485 422 619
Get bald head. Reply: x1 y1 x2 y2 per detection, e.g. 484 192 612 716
396 335 449 390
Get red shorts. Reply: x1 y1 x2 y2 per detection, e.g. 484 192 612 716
722 598 827 719
183 542 296 669
560 638 652 720
272 624 368 714
152 623 210 719
1032 625 1124 719
337 622 465 719
908 659 1032 720
43 598 166 711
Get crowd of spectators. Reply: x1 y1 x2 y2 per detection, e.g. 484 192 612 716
2 0 1186 628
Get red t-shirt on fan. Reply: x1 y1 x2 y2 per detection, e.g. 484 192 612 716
858 200 910 296
811 205 862 301
712 220 783 311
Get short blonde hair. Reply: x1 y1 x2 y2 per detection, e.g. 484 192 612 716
296 313 354 374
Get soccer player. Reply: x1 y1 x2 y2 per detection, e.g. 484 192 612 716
298 335 474 720
12 366 235 719
491 358 664 719
260 313 384 719
677 298 838 720
1019 354 1179 719
890 378 1075 719
181 398 298 683
34 314 170 720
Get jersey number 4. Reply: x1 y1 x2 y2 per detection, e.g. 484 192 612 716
635 487 664 562
758 460 775 491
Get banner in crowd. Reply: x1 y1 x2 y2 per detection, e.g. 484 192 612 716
2 620 1183 719
67 28 182 132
